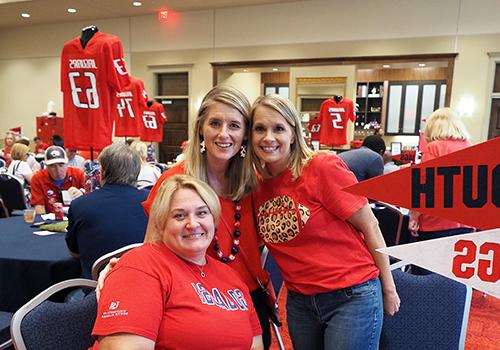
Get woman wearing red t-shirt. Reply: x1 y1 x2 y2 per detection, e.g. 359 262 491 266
1 131 15 167
409 108 475 242
92 175 262 349
250 94 400 350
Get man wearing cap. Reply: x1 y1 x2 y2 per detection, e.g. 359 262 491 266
30 146 85 214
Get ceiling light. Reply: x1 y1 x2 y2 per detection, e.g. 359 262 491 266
243 69 248 72
132 1 142 6
382 64 390 68
67 8 77 13
418 63 426 67
272 68 278 71
20 13 30 18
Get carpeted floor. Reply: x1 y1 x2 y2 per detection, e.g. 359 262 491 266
270 289 500 350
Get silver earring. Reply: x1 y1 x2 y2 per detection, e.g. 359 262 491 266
240 145 247 158
200 140 206 153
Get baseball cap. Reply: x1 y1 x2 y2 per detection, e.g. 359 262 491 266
45 146 68 165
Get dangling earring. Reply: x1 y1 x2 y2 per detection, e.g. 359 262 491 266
200 140 206 153
240 145 247 158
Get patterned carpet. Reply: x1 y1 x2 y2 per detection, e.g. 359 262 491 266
270 289 500 350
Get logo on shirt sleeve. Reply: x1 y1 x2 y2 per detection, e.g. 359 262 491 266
101 300 128 318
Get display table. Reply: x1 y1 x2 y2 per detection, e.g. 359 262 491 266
0 216 81 312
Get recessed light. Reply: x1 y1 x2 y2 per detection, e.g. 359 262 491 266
67 8 77 13
132 1 142 6
243 69 248 72
272 68 278 71
21 13 30 18
382 64 390 68
418 63 426 67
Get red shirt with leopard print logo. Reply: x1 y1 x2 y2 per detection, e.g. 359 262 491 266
252 153 379 295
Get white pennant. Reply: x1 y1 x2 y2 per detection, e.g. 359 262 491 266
378 229 500 298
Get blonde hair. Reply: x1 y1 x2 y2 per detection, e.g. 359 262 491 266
250 94 314 179
10 143 29 161
424 107 470 142
129 140 148 164
145 175 221 243
184 85 257 200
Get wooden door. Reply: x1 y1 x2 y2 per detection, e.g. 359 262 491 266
159 99 188 163
488 98 500 139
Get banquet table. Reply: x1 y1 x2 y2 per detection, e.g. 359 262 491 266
0 215 81 312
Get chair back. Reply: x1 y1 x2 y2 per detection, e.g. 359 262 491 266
380 263 472 350
0 174 27 214
91 243 143 280
10 278 98 350
0 198 8 218
371 201 403 246
0 311 13 350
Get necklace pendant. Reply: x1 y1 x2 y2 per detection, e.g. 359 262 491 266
200 271 206 278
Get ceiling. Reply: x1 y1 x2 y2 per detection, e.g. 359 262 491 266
0 0 296 29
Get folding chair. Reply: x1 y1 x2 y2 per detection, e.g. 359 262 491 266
0 174 27 215
0 311 13 350
379 262 472 350
261 246 285 350
10 279 97 350
371 201 403 247
91 243 143 280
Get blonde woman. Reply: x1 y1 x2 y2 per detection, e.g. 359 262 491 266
129 140 161 189
91 175 263 350
7 143 33 186
408 108 474 242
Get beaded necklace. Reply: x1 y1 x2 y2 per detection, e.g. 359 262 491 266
213 200 241 263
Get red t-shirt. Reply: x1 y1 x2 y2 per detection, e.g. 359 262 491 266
142 163 264 291
91 243 261 349
419 139 473 232
307 117 321 141
34 143 49 155
139 102 167 143
114 76 149 137
252 153 379 295
30 167 85 213
318 97 355 146
61 32 130 151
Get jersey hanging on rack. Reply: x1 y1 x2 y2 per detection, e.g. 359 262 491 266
307 116 321 141
318 97 355 147
114 76 149 137
139 101 167 143
61 32 130 151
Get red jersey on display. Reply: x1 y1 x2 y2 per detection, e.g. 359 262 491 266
114 76 149 137
92 243 261 349
252 153 379 295
61 32 130 151
307 116 321 141
318 97 355 146
139 101 167 143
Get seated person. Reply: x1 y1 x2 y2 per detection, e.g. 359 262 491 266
1 131 15 167
15 138 41 172
66 143 149 279
91 175 263 350
66 148 86 170
7 143 33 187
129 141 161 189
33 136 49 155
30 146 85 214
383 150 400 174
338 135 386 181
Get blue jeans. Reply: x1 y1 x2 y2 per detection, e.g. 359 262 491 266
286 278 383 350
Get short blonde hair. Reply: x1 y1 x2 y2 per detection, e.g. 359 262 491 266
145 175 221 243
250 94 313 179
424 107 470 142
129 140 148 163
10 143 29 161
184 85 257 200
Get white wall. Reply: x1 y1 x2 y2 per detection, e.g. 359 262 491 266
2 0 500 144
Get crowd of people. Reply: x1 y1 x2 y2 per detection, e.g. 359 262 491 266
0 86 476 349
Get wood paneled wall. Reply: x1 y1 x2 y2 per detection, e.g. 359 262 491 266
261 72 290 84
356 67 448 82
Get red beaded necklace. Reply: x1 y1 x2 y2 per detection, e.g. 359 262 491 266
213 200 241 263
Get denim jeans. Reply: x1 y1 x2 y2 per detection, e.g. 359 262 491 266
286 278 383 350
